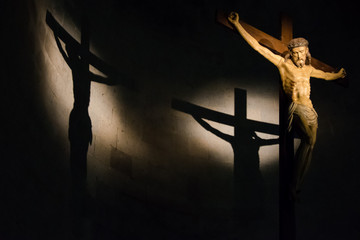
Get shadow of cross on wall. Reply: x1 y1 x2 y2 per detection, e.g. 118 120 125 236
45 10 135 226
172 88 279 217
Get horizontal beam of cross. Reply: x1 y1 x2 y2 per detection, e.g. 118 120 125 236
172 98 279 136
216 11 348 87
46 11 116 78
46 11 136 89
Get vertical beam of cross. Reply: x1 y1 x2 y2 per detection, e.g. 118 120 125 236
172 89 279 225
279 13 296 240
81 6 90 74
46 7 135 236
216 11 300 240
281 14 293 44
234 88 247 177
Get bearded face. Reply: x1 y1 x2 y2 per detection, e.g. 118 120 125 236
290 46 308 68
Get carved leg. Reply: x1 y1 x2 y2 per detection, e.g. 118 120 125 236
297 124 317 188
291 115 317 199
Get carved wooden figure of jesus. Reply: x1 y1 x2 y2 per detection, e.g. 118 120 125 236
228 12 346 200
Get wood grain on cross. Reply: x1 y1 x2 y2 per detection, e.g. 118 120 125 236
216 11 348 87
215 10 349 240
216 11 296 240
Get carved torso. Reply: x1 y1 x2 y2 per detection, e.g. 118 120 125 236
278 58 313 108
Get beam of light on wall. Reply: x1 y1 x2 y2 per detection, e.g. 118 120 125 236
39 7 84 134
182 117 235 167
38 8 161 192
257 132 280 169
40 25 74 136
86 48 152 160
177 78 279 171
39 10 151 173
40 20 153 195
41 29 145 156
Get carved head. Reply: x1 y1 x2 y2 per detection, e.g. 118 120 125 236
287 37 311 68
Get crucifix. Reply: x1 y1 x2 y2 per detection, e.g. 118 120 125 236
172 88 279 221
216 10 347 240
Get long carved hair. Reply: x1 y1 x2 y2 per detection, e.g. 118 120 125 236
284 37 312 65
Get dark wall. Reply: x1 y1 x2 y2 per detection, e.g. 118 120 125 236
1 0 359 239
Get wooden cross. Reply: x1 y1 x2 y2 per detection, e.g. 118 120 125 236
216 10 348 240
216 11 348 87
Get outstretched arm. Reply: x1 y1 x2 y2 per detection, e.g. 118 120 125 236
228 12 283 66
54 33 71 67
311 67 346 81
253 133 279 147
193 116 233 143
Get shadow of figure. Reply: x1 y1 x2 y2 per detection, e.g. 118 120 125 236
193 116 278 216
46 10 135 238
172 88 279 221
55 38 93 220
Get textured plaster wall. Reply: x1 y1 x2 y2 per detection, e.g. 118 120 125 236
19 0 281 209
2 0 359 239
2 0 280 238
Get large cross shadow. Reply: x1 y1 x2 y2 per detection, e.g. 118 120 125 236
46 10 135 237
172 88 279 218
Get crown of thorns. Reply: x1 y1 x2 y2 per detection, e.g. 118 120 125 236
287 38 309 49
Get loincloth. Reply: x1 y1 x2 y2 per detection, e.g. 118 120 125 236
288 102 318 132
